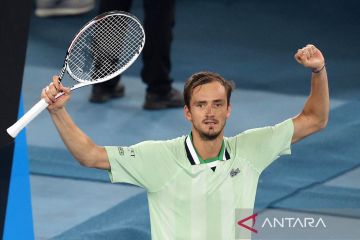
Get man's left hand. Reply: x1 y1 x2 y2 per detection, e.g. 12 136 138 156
294 44 325 72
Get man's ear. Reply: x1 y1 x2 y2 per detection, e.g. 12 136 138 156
184 105 192 121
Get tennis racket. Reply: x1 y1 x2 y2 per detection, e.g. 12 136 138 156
7 11 145 138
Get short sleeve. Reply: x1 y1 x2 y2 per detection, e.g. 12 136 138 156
234 119 294 173
105 140 179 192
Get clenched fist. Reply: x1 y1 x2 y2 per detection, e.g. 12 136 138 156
295 44 325 72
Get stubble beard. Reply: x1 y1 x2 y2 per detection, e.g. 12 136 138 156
195 120 227 141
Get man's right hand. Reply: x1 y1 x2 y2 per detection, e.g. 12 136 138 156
41 75 71 113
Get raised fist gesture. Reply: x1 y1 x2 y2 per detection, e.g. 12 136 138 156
295 44 325 72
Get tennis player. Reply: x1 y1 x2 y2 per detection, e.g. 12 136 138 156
42 44 328 239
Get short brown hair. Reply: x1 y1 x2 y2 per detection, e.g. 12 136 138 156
183 71 234 108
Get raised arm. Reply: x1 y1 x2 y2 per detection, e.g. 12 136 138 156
42 76 110 170
292 44 329 144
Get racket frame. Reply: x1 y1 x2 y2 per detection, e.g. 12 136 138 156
6 11 145 138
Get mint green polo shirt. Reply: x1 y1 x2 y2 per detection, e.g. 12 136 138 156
105 119 294 240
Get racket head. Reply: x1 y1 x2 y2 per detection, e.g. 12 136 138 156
65 11 145 84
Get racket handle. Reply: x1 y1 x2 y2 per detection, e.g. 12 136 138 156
7 98 49 138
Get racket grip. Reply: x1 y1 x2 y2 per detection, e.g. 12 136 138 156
7 98 49 138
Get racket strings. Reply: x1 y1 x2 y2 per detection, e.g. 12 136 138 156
88 17 141 77
73 17 141 78
67 14 144 82
80 17 140 71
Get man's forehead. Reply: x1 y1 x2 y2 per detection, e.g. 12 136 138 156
191 82 227 99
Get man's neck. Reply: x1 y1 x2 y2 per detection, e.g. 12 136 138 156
191 131 224 160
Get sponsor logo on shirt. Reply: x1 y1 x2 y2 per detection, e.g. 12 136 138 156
230 168 240 177
130 148 135 157
117 147 124 156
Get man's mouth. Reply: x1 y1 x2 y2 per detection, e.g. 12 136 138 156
203 120 218 125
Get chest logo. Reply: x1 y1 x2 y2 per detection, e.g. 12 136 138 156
230 168 240 177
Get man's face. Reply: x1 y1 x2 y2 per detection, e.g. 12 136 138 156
184 81 231 141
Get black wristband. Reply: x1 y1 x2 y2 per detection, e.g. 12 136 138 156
312 64 326 73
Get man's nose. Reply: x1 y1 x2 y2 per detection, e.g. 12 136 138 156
205 105 214 115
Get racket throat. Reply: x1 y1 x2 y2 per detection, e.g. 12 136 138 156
59 60 68 81
70 82 90 91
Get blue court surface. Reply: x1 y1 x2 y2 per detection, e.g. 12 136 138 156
22 0 359 239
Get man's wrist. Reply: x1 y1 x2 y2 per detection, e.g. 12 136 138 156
48 107 66 115
312 63 326 73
